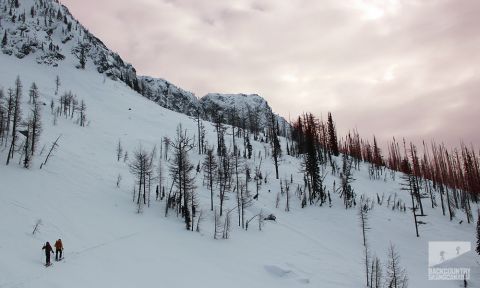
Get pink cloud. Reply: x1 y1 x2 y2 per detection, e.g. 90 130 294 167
61 0 480 148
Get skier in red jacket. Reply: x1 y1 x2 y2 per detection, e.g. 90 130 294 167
55 239 63 261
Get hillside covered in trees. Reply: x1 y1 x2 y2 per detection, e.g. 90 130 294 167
1 1 479 288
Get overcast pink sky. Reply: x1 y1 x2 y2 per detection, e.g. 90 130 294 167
62 0 479 148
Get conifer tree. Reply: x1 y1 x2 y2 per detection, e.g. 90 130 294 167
302 113 325 204
202 148 218 211
476 213 480 256
6 77 22 165
1 31 7 47
5 88 14 137
215 115 226 157
270 112 281 180
79 100 86 127
73 42 89 69
169 124 195 230
30 92 42 156
130 146 152 206
359 200 370 287
385 244 408 288
28 82 38 104
0 89 5 143
55 75 61 95
217 152 232 216
341 154 355 209
327 112 339 156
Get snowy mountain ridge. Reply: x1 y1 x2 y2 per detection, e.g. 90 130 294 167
0 0 139 87
201 93 287 127
0 0 287 129
138 76 201 117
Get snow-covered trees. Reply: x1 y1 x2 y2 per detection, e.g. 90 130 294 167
244 134 252 159
29 84 42 156
72 42 89 69
401 163 423 237
477 213 480 256
215 115 227 157
0 89 5 143
340 154 355 209
214 208 222 239
56 91 86 126
370 257 382 288
282 179 291 212
58 92 76 118
1 30 7 47
169 124 196 230
28 82 38 104
195 111 205 154
5 88 14 143
253 160 262 200
157 143 165 201
327 112 339 157
385 244 408 288
296 113 326 206
40 135 61 169
6 77 22 165
269 112 281 180
232 145 246 227
130 146 153 208
55 75 61 95
217 150 232 216
116 140 123 162
358 200 370 287
202 148 217 211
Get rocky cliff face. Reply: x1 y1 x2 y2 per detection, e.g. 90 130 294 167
1 0 288 132
138 76 201 117
1 0 139 89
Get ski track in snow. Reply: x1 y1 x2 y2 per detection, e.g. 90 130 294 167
0 232 141 288
72 232 141 256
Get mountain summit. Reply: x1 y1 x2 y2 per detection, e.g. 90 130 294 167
1 0 286 128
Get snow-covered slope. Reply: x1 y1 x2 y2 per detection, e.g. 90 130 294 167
1 52 478 288
0 1 478 288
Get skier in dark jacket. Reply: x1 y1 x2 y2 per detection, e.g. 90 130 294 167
42 242 54 265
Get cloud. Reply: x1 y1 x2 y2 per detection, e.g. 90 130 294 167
62 0 480 148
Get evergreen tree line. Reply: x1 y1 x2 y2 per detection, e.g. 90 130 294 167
290 111 479 224
289 112 341 207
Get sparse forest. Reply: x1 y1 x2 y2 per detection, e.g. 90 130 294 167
0 1 478 287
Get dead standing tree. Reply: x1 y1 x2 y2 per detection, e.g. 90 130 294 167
40 135 61 169
202 148 218 211
129 145 152 210
358 199 371 287
169 124 196 230
6 77 22 165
